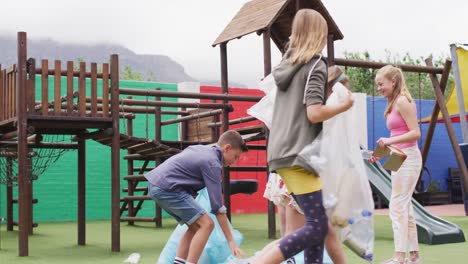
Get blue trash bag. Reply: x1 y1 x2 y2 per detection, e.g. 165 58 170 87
157 188 243 264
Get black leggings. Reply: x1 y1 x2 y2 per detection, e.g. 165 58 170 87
278 190 328 264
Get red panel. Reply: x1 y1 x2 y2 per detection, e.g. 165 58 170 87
200 86 269 214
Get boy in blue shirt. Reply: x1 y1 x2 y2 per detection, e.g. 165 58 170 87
146 130 247 264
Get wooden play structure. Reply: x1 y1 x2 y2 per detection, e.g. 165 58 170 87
0 32 265 256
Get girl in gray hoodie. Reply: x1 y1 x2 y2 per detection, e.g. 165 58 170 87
249 9 353 264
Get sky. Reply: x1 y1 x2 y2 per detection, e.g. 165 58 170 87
0 0 467 87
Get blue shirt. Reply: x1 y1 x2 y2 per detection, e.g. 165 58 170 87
145 145 226 214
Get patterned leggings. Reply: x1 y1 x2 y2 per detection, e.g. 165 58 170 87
278 190 328 264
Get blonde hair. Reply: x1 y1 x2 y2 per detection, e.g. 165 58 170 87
288 9 328 65
376 65 413 118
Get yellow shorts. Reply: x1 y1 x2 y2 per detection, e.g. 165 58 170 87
276 166 321 195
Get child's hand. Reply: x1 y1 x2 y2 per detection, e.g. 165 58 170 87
376 137 390 147
341 90 354 111
229 240 245 258
368 156 381 163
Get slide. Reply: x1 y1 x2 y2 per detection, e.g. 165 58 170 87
364 160 465 245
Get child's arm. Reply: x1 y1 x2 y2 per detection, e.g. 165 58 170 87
215 212 244 258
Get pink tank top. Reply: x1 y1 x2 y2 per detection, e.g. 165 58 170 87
386 97 417 149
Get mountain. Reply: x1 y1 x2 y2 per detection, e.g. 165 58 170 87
0 35 245 87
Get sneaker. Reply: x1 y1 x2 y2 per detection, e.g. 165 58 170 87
406 257 423 264
381 258 404 264
226 258 250 264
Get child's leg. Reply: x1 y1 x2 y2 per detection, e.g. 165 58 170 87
284 201 305 235
325 223 347 264
186 214 214 263
285 197 346 264
250 191 328 264
292 191 328 263
176 228 196 261
278 205 287 237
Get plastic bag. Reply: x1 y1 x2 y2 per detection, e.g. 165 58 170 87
156 188 243 264
263 172 288 207
298 83 375 262
247 73 277 128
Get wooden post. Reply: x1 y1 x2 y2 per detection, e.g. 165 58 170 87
220 43 232 220
54 60 62 114
0 64 3 121
79 62 86 116
263 29 276 239
327 33 335 65
450 44 468 142
419 60 451 188
6 158 13 231
77 136 86 245
126 96 135 226
102 64 110 117
426 58 468 215
41 60 49 116
154 88 163 228
110 54 121 251
17 31 29 256
27 59 36 114
26 159 33 235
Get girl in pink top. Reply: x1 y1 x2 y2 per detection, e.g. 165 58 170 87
371 65 422 264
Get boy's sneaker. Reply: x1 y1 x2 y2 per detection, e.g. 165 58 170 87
380 258 404 264
285 257 296 264
226 258 250 264
406 257 423 264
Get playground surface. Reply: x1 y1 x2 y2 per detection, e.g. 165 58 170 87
0 212 466 264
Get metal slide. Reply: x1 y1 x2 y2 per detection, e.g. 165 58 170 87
364 160 466 245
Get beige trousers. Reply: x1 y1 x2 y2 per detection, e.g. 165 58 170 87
389 145 422 252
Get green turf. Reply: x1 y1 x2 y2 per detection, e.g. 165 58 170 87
0 215 466 263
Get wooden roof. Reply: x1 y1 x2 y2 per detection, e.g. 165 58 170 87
213 0 343 51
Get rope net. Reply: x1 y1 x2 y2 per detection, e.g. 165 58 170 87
0 135 70 186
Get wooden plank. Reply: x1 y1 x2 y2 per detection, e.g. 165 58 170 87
0 67 4 121
6 69 11 119
27 59 36 114
41 60 48 116
78 62 86 116
120 217 156 222
66 61 74 114
34 68 104 78
54 60 62 114
14 66 17 117
102 63 109 117
5 68 13 119
91 63 98 117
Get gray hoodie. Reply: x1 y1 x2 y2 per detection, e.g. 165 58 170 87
267 52 328 174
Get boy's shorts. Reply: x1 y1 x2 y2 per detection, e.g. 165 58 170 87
148 184 206 225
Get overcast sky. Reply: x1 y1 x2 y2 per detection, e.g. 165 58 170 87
1 0 467 87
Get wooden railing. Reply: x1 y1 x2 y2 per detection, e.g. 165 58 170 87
28 59 111 118
0 65 17 122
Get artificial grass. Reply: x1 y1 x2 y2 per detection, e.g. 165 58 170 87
0 215 466 264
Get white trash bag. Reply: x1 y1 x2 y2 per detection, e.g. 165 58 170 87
247 73 278 128
298 83 375 262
